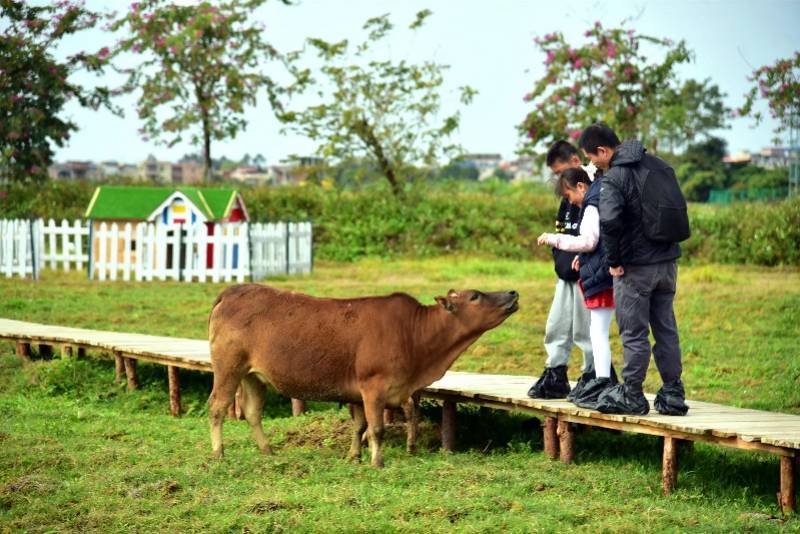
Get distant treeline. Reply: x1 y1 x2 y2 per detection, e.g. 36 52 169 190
2 179 798 266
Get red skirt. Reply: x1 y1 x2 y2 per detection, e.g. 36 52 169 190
578 280 615 309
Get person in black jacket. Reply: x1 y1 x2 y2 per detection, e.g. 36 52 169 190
578 124 689 416
527 141 595 400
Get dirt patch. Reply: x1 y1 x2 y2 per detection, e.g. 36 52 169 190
128 479 180 500
1 474 59 497
248 500 303 514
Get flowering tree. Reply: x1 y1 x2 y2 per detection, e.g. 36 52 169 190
518 23 728 157
111 0 288 182
277 11 475 197
0 0 116 182
737 52 800 145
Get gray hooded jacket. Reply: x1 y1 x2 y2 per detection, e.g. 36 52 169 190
599 140 681 267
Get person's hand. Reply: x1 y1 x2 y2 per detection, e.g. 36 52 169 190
537 233 552 246
571 255 580 271
609 266 625 276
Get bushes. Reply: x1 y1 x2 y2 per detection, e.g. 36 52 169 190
2 179 799 265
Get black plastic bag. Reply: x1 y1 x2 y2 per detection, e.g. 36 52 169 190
527 365 570 399
654 380 689 416
596 383 650 415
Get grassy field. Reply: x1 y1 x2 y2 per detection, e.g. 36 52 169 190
1 257 799 532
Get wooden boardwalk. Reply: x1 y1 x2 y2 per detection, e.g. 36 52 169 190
1 317 797 514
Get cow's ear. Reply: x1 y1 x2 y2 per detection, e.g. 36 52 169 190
435 296 455 313
447 289 458 298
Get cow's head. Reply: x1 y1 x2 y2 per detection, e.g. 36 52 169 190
435 289 519 333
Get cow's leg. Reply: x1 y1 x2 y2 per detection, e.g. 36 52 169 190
208 370 243 459
362 390 387 468
403 393 421 454
241 374 272 455
348 403 367 462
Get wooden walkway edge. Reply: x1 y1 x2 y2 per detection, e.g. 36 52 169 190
0 317 797 514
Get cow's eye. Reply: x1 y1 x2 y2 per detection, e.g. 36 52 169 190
470 293 480 301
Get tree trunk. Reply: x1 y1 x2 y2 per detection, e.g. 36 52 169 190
357 119 402 198
203 117 212 184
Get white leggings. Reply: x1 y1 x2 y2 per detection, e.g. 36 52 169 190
589 307 614 378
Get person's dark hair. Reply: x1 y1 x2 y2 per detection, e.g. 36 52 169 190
545 140 578 167
555 166 591 196
578 123 621 155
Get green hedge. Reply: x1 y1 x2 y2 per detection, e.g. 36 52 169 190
2 180 799 266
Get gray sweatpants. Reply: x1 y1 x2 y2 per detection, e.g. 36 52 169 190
613 261 682 389
543 279 594 372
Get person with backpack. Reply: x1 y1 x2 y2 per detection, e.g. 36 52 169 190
526 141 595 400
536 167 619 408
578 123 690 416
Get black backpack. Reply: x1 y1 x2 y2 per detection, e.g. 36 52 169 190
637 156 691 243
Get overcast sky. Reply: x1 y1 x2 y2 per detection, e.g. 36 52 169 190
52 0 799 165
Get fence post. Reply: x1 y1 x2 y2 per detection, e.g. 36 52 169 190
285 222 291 275
28 219 38 281
87 219 93 280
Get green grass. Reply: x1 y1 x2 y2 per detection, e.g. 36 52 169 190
1 257 799 532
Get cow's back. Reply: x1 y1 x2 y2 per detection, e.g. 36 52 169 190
209 285 417 402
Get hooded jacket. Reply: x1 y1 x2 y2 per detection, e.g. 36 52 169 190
599 140 681 267
552 199 581 281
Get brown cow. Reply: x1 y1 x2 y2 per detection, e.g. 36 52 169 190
207 285 519 467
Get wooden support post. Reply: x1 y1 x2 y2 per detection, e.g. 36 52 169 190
779 455 796 515
167 365 181 417
61 344 73 358
383 408 395 425
15 342 31 362
38 344 52 359
114 352 124 384
441 400 457 452
291 399 306 417
123 357 138 391
557 419 575 464
662 436 679 495
543 417 559 460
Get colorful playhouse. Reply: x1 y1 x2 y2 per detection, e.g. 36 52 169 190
85 186 249 270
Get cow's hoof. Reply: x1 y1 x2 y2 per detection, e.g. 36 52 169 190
406 445 417 455
371 458 384 468
347 451 362 463
212 447 224 460
259 445 273 455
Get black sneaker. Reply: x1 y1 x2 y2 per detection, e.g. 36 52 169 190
572 377 615 409
654 379 689 415
527 365 570 399
596 383 650 415
566 370 595 402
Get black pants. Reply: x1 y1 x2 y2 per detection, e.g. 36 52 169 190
613 261 682 389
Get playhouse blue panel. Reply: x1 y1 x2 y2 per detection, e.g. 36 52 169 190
233 245 239 269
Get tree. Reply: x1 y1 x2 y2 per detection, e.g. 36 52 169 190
738 52 800 145
253 153 266 169
0 0 116 182
676 136 728 201
111 0 288 182
518 23 728 158
277 10 476 197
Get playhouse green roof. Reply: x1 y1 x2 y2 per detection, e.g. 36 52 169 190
84 186 240 221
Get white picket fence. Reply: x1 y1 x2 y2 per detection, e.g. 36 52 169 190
0 219 312 282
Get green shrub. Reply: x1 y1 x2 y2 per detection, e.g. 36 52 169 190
3 179 799 265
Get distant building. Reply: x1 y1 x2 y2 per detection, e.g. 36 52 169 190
48 161 102 181
459 153 503 180
180 161 205 185
99 161 138 178
506 156 539 182
138 155 182 184
227 166 272 186
722 152 752 165
751 147 799 169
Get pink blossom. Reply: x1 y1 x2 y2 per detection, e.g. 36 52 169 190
170 45 177 54
522 93 533 102
607 44 617 59
604 69 613 78
729 109 739 118
29 165 41 174
627 29 635 37
130 2 140 12
569 129 582 140
664 38 674 46
584 29 592 37
594 21 602 29
132 43 141 52
527 127 537 139
98 46 110 59
626 105 635 114
567 96 576 106
571 82 580 93
552 94 561 103
11 94 21 103
156 37 166 48
7 131 20 140
544 50 555 65
573 58 584 69
624 66 634 78
536 102 544 110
